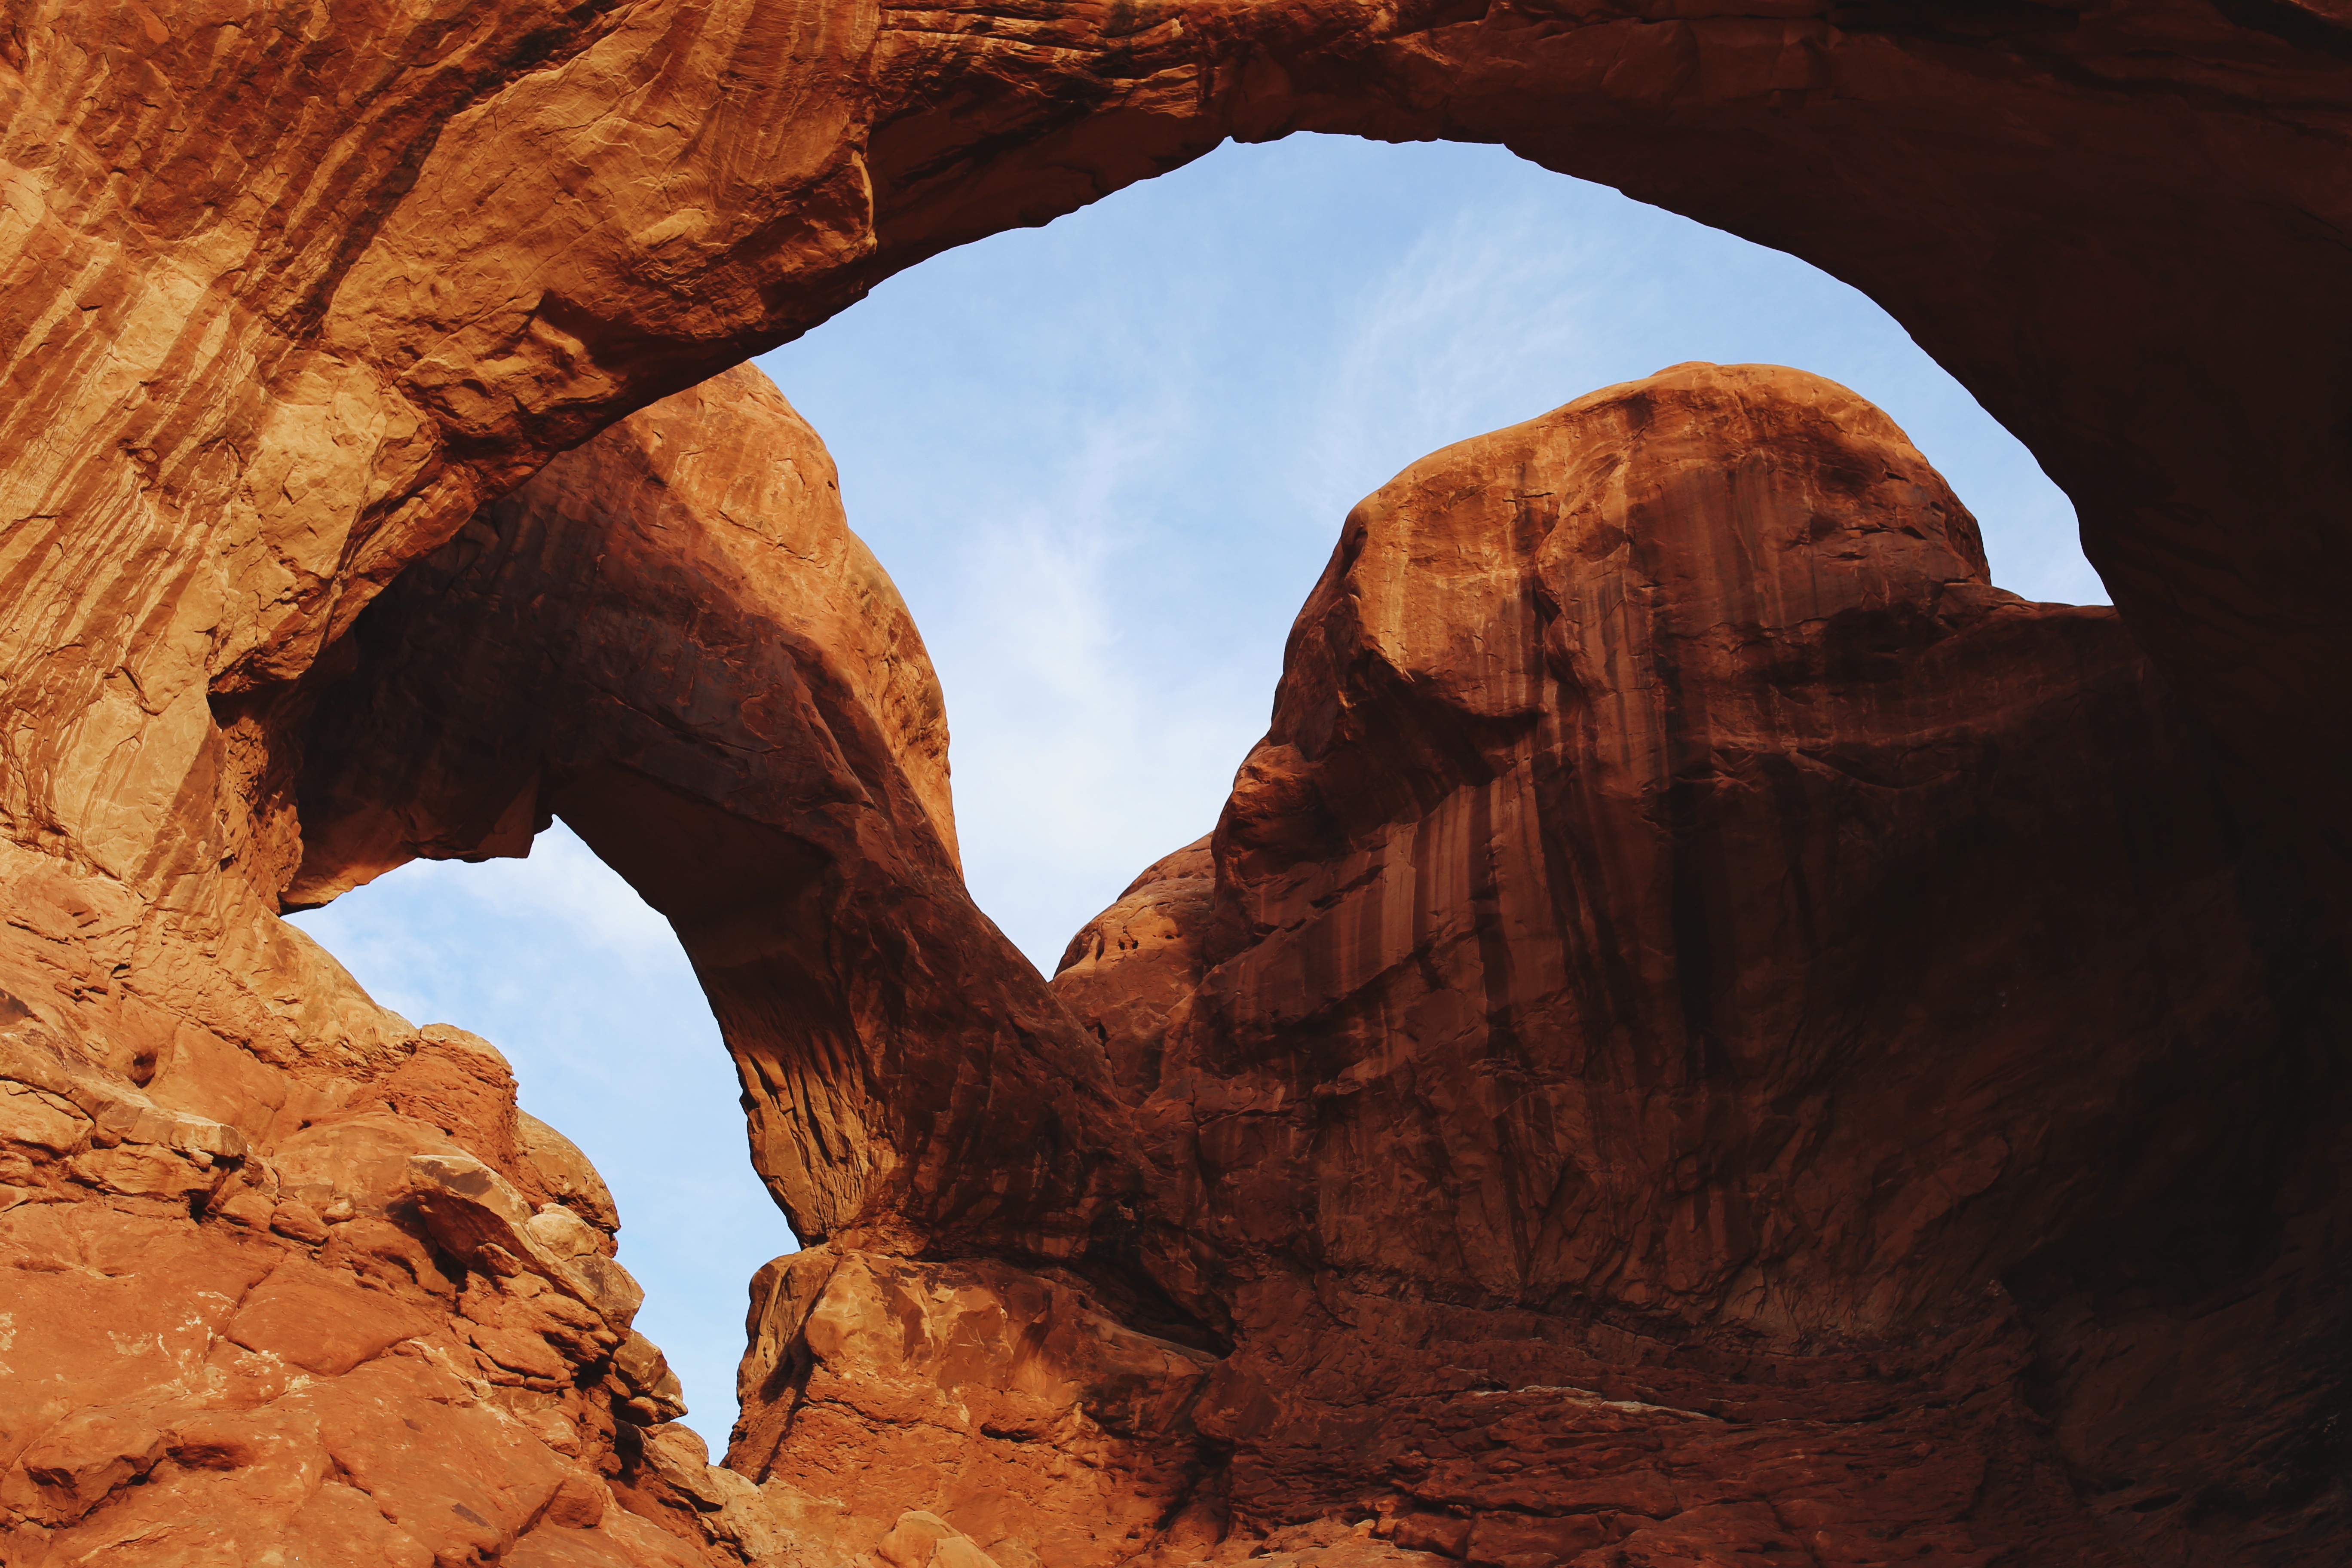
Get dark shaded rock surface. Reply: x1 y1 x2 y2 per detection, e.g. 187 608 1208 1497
1047 364 2352 1566
7 0 2352 1556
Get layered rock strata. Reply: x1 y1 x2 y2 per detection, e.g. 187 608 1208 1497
1043 364 2348 1564
729 364 2349 1566
0 366 1069 1566
0 984 733 1565
3 0 2349 935
8 0 2352 1541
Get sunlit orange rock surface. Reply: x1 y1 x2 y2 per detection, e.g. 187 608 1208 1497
1050 364 2351 1565
5 0 2352 1563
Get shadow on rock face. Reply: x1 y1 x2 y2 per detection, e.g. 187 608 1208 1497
3 359 2344 1568
1052 363 2352 1566
289 365 1141 1264
11 0 2352 1556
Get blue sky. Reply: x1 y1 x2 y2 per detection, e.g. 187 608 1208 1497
290 134 2101 1445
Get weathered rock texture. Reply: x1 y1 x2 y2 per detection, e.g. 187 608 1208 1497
6 0 2352 1562
286 362 1134 1262
0 364 1072 1564
728 364 2350 1568
1041 364 2352 1563
3 0 2350 921
0 983 728 1565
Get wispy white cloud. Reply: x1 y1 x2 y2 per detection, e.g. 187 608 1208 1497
906 370 1263 968
435 830 679 968
1301 197 1604 513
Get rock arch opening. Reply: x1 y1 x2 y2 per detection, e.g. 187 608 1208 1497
283 821 796 1446
753 132 2109 969
263 126 2121 1480
6 1 2352 1562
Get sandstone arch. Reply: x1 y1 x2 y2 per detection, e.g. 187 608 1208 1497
282 366 1143 1259
4 2 2352 1565
204 352 2346 1566
3 0 2348 895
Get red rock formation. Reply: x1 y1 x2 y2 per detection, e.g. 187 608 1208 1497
286 362 1135 1261
2 0 2348 924
288 359 1228 1568
0 365 1087 1566
730 1248 1222 1568
2 319 2344 1564
7 0 2352 1561
1042 364 2351 1565
497 361 2340 1568
0 989 724 1565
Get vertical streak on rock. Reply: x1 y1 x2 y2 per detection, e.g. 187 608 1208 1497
1057 363 2351 1563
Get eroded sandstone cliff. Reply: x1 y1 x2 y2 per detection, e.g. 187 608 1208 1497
1042 364 2352 1565
4 0 2350 917
701 364 2349 1567
3 339 2346 1564
7 0 2352 1561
